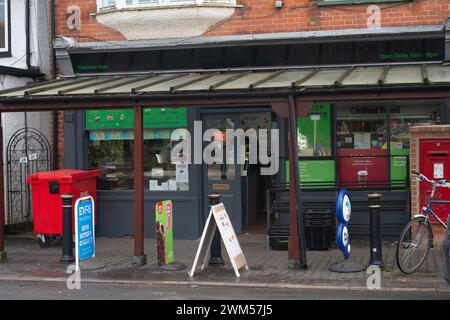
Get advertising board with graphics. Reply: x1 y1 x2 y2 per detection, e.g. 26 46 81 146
86 107 187 130
329 190 365 273
297 104 332 157
74 196 95 271
336 189 352 258
155 200 174 266
189 203 249 278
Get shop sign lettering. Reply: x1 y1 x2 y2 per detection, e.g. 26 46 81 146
350 106 399 115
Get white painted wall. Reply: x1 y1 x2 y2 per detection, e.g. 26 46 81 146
0 1 52 225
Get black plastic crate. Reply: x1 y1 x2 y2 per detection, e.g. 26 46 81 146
306 226 334 250
269 236 289 250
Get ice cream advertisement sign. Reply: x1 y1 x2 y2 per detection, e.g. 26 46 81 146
155 200 174 266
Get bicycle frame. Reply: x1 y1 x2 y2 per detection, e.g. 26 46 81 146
422 184 449 229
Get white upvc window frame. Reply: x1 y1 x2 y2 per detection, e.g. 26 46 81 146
0 0 9 54
97 0 235 11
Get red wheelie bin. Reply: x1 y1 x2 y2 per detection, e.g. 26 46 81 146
26 169 100 247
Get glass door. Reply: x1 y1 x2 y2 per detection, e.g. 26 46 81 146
202 113 242 233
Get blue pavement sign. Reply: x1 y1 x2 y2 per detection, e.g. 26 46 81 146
336 189 351 224
336 189 352 258
75 196 95 270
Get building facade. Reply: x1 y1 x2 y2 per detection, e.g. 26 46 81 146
51 0 450 242
1 0 53 231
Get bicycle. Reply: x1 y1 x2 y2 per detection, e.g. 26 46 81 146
396 169 449 274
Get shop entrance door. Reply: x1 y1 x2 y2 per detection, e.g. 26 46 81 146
202 114 242 234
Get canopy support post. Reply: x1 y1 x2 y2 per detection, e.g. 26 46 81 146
287 95 307 269
133 105 146 266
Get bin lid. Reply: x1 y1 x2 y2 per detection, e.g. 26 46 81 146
26 169 100 183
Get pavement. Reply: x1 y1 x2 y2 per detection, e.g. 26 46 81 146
0 234 449 295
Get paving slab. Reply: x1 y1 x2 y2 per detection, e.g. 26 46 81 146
0 235 448 293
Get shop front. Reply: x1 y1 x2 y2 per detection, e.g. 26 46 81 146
58 81 449 242
2 54 450 266
52 30 450 240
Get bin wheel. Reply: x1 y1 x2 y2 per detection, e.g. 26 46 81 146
37 234 52 248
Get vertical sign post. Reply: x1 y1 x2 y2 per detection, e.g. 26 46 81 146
156 200 174 266
74 196 95 272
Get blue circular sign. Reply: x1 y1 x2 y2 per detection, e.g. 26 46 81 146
336 189 352 259
336 189 351 224
336 223 348 250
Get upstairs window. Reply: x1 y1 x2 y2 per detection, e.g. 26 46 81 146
0 0 9 54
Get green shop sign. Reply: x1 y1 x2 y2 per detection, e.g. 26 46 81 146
390 148 409 187
85 107 187 129
297 104 332 157
286 159 336 188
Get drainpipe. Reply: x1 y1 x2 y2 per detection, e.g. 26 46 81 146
50 0 58 169
287 94 307 269
26 0 31 68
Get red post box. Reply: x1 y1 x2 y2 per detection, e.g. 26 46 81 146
419 139 450 222
26 169 100 246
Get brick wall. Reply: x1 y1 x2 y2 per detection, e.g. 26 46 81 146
410 125 450 244
56 0 125 41
55 0 450 40
206 0 450 36
50 111 65 170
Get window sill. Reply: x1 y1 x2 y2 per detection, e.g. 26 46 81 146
96 3 238 40
317 0 411 6
97 2 242 14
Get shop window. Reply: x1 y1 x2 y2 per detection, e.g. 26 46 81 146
0 0 9 54
286 104 335 189
337 105 388 188
86 107 189 191
389 104 442 186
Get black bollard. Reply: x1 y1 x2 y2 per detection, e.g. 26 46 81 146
60 193 75 264
208 193 224 267
368 193 384 268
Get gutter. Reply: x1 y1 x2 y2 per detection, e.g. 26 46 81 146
0 65 42 78
66 25 445 53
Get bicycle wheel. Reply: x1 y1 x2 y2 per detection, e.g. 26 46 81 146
396 216 433 274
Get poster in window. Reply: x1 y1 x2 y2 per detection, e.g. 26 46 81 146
176 164 189 183
353 132 371 149
338 149 388 188
297 104 332 157
285 160 336 188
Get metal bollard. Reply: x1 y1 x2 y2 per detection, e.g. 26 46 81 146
60 193 75 264
368 193 384 268
208 193 224 267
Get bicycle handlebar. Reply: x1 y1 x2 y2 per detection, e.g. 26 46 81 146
412 170 449 187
